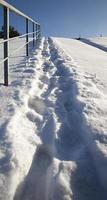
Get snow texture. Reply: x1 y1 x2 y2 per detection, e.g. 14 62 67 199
0 37 107 199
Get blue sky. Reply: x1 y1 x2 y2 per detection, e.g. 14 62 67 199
0 0 107 38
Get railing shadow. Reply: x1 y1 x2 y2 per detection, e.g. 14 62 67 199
80 38 107 53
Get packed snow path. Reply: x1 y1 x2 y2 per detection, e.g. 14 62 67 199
0 38 107 200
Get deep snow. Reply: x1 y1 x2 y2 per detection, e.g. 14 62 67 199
0 37 107 200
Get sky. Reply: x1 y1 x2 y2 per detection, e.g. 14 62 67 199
0 0 107 38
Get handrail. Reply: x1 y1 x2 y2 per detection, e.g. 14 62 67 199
0 30 40 44
9 32 40 57
0 0 41 86
0 35 40 65
0 32 41 65
0 0 39 25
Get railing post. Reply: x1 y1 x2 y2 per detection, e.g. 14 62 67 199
4 6 9 86
36 23 38 41
26 18 29 56
38 24 41 39
33 22 35 47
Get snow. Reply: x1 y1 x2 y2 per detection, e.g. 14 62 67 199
53 38 107 93
88 37 107 48
53 37 107 192
0 37 107 199
80 37 107 52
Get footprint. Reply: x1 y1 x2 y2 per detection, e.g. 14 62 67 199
28 96 46 115
42 61 54 72
30 58 37 61
38 82 44 90
26 110 43 125
14 144 53 200
23 69 35 74
39 75 49 84
63 102 72 112
83 81 93 87
33 144 53 170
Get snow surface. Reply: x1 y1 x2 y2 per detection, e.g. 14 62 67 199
80 37 107 53
0 37 107 199
84 37 107 48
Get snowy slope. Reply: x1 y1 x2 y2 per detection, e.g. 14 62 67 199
0 37 107 200
80 37 107 52
87 37 107 48
53 38 107 92
53 37 107 192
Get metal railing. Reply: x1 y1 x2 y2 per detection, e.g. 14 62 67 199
0 0 41 86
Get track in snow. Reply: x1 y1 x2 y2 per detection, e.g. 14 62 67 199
12 38 107 200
